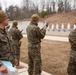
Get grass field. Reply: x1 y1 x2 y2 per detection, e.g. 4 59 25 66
20 37 71 75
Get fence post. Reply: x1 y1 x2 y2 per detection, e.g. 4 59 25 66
51 24 55 31
73 24 76 29
67 23 71 31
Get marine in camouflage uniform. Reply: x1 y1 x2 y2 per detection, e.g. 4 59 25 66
67 21 76 75
9 20 23 64
26 14 47 75
0 28 14 63
0 10 18 69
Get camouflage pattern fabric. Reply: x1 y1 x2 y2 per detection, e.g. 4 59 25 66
26 21 46 75
0 28 14 64
68 29 76 75
9 25 23 61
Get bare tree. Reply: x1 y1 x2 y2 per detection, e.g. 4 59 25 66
64 0 71 12
46 0 52 14
52 1 56 13
21 0 39 18
73 0 76 10
58 0 64 12
5 0 74 20
23 0 29 9
41 0 45 11
0 2 2 10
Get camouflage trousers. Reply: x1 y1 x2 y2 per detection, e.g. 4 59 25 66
28 43 42 75
67 56 76 75
12 43 20 66
13 44 20 59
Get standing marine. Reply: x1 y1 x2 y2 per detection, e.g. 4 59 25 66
9 20 23 65
0 10 18 73
67 19 76 75
26 14 48 75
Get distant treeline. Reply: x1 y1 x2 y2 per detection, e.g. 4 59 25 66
0 0 76 20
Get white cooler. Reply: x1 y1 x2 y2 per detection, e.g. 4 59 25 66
0 61 18 75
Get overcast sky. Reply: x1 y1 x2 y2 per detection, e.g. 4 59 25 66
0 0 41 11
0 0 74 11
0 0 22 10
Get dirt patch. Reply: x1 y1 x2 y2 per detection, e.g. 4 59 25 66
46 11 76 29
20 37 71 75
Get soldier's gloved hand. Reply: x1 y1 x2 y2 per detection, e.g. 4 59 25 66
14 59 19 66
0 65 8 73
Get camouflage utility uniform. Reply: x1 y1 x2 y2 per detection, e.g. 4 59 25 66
9 25 23 61
68 29 76 75
0 28 14 64
26 21 46 75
